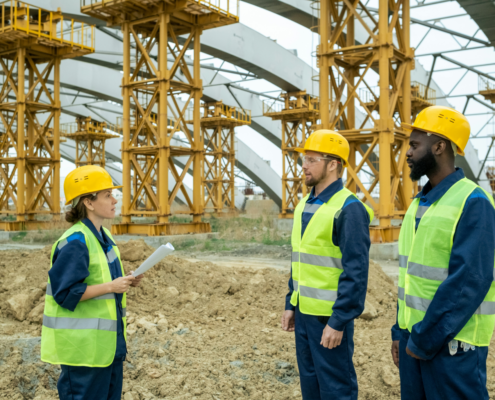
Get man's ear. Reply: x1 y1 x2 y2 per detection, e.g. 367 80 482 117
432 139 447 156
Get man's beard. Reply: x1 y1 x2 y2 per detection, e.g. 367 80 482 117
408 149 438 181
305 168 327 187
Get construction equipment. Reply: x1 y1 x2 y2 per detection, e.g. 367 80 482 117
61 117 120 168
263 91 320 218
479 76 495 104
81 0 239 236
196 101 251 217
317 0 414 242
0 1 94 231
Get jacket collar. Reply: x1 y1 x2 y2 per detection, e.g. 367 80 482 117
414 167 465 204
81 218 116 247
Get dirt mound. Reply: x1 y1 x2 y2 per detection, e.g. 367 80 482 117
0 240 488 399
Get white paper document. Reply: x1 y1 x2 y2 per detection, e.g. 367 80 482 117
132 243 175 277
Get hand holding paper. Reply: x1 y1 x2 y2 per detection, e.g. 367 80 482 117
132 243 175 277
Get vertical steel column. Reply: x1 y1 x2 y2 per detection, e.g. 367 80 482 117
158 10 170 223
378 0 392 231
193 27 203 223
319 0 330 128
121 21 131 224
401 0 414 203
53 57 61 219
26 66 34 220
16 47 26 222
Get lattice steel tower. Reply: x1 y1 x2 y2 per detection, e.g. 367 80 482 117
0 2 94 231
199 101 250 216
263 91 320 219
318 0 414 242
82 0 239 236
61 117 120 168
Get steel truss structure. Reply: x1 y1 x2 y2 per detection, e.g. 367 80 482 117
0 1 93 231
198 101 250 216
82 0 239 236
263 91 320 218
61 117 120 168
318 0 414 242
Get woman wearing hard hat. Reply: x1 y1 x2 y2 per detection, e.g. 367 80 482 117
40 165 143 400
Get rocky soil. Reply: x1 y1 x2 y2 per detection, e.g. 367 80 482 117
0 239 473 399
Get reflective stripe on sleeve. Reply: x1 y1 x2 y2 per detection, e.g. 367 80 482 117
57 239 68 251
407 262 448 282
399 255 408 269
45 284 115 300
300 253 343 269
300 286 338 302
43 315 117 332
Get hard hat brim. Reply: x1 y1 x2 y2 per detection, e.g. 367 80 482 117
65 185 123 205
400 123 465 157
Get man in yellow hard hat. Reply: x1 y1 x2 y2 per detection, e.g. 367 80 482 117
280 130 374 400
391 105 495 399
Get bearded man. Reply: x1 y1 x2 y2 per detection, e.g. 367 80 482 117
281 129 373 400
391 106 495 400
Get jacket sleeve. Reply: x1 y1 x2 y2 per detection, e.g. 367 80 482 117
285 270 296 311
328 198 371 331
407 190 495 359
48 233 90 312
391 303 401 341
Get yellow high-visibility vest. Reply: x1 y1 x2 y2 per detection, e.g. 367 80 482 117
398 178 495 346
290 187 373 316
41 221 126 367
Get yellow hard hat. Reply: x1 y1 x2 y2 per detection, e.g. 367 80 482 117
402 105 470 156
295 129 349 166
64 165 122 205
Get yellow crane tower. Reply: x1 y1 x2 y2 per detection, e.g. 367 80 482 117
263 91 320 218
81 0 239 236
317 0 414 242
0 1 94 231
198 101 251 216
61 117 120 168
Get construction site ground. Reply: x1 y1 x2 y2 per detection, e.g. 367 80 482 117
1 216 494 399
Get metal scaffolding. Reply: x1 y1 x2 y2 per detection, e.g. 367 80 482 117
197 101 250 216
81 0 239 236
263 91 320 218
318 0 414 242
61 117 120 168
0 1 94 231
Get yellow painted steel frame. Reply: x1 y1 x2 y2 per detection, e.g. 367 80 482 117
199 101 250 216
81 1 238 236
318 0 414 243
263 91 320 219
61 117 120 168
0 1 94 231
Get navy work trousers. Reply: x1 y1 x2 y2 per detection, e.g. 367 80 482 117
295 307 358 400
399 329 488 400
57 358 123 400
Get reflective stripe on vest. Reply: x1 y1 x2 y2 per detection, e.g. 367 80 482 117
41 222 126 368
290 187 374 316
398 178 495 347
43 315 117 332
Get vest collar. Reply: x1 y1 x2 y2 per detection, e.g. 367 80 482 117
308 178 343 204
414 168 465 204
81 218 116 247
